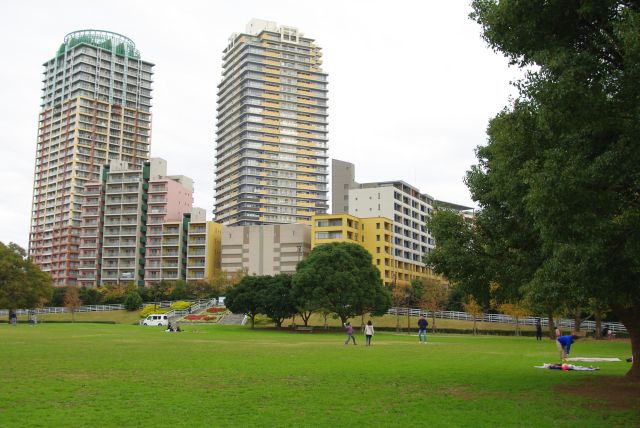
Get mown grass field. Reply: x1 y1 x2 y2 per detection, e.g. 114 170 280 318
0 324 637 427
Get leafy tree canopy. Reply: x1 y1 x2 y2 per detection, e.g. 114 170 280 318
261 274 297 328
292 242 391 324
0 242 52 311
444 0 640 378
225 275 269 329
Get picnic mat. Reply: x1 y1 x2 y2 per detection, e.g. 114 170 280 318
535 364 600 371
566 357 621 362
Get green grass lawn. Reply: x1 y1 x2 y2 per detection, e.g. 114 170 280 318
0 324 637 427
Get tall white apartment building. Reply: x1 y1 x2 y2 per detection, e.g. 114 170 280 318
214 19 329 226
29 30 153 284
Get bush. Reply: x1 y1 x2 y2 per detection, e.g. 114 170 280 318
79 286 102 305
50 286 67 307
139 305 169 318
170 301 192 310
124 292 142 311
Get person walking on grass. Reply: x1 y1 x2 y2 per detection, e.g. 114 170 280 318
364 320 375 346
557 333 580 362
535 319 542 341
344 322 356 345
418 315 428 344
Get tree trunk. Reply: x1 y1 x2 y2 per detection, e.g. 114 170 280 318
473 317 477 335
612 305 639 380
573 309 582 332
547 309 555 339
339 315 348 326
594 310 602 340
432 311 437 333
250 314 255 329
396 310 400 333
323 313 328 330
299 311 312 327
71 310 75 323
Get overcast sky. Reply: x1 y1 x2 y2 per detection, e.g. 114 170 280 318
0 0 523 249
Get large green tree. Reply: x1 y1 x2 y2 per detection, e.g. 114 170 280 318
292 242 391 325
445 0 640 378
261 274 297 329
0 242 52 316
225 275 268 329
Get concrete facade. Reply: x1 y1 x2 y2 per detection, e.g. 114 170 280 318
186 209 223 283
312 213 396 285
331 159 473 287
29 30 153 285
221 223 310 276
214 19 329 226
77 158 193 286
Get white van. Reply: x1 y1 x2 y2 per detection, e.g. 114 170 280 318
142 314 169 326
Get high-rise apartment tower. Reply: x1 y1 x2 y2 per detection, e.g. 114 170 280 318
29 30 153 285
214 19 328 226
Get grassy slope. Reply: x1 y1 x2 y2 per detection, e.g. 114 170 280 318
16 310 140 324
0 324 636 427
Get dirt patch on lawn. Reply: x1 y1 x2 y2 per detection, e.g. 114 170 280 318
438 385 480 400
556 376 640 411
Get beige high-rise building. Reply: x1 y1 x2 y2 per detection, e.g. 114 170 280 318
29 30 153 285
221 223 310 276
214 19 328 226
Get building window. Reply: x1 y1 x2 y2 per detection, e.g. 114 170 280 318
315 231 342 239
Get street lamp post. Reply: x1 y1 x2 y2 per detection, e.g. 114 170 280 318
393 272 399 332
406 293 411 335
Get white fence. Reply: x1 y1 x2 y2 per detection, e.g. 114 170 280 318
387 307 628 333
0 299 217 318
0 304 125 316
0 302 627 333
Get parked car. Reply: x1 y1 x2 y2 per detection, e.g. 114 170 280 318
142 314 168 326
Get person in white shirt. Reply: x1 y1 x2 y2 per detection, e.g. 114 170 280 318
364 320 375 346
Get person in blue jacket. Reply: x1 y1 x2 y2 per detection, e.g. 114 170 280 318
556 333 580 361
418 315 428 344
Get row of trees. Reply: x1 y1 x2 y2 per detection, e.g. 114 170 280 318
0 241 246 316
226 242 393 328
426 1 640 379
48 273 240 308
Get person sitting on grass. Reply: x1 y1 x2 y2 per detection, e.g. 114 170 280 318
556 333 580 362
